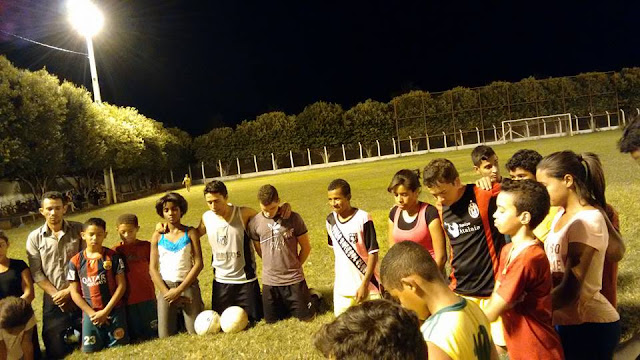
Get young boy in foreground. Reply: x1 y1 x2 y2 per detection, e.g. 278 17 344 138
326 179 380 316
247 185 316 323
68 218 128 353
114 214 158 341
314 299 426 359
381 241 497 360
484 179 563 360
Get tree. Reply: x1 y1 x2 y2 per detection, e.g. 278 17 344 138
249 111 297 169
0 56 20 178
344 99 393 157
296 101 346 162
5 67 67 199
193 127 236 176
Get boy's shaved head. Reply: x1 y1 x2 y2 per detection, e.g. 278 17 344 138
381 241 443 291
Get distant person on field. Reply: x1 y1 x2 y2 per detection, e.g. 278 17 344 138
247 185 319 323
150 193 204 337
423 158 507 352
484 179 564 360
381 241 498 360
537 151 622 359
114 214 158 341
26 191 83 358
472 145 502 193
386 169 446 272
0 297 37 360
313 299 427 360
182 174 192 192
0 232 39 359
67 218 129 353
326 179 381 316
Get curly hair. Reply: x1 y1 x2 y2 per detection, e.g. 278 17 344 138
505 149 543 175
314 299 426 359
155 192 188 218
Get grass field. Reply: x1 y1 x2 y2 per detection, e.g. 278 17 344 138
4 130 640 359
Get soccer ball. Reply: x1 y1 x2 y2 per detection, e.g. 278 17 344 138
194 310 221 335
220 306 249 333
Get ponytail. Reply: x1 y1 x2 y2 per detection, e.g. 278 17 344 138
537 150 606 208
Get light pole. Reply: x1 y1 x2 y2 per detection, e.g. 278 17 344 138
67 0 116 205
67 0 104 104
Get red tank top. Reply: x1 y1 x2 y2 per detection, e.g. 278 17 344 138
392 202 435 257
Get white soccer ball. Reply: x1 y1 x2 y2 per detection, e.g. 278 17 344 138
220 306 249 333
194 310 221 335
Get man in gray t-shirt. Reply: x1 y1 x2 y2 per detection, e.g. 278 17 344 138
247 185 315 323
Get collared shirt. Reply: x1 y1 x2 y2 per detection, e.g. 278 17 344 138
26 220 84 290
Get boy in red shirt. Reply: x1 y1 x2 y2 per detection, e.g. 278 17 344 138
68 218 129 353
485 179 563 360
114 214 158 341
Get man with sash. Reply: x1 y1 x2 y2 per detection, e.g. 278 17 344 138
326 179 381 316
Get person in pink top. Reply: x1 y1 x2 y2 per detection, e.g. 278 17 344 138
537 151 622 359
387 169 446 272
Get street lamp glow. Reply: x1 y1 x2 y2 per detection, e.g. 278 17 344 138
67 0 104 37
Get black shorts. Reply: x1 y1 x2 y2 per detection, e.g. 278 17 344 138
212 280 263 323
262 280 315 324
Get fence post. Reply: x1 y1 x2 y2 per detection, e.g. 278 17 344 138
476 127 480 144
254 155 258 172
376 140 381 157
542 120 547 136
409 136 413 153
492 125 497 143
103 169 112 204
170 170 174 184
271 153 276 170
443 132 447 148
236 158 241 175
324 146 328 164
359 142 363 159
426 133 430 152
575 115 579 133
589 113 595 132
459 130 464 146
109 167 117 204
509 124 513 142
621 109 626 126
501 123 506 144
342 144 346 161
525 121 530 138
217 160 222 177
290 150 294 168
204 161 209 180
188 164 192 180
392 138 397 155
606 111 611 128
307 148 312 165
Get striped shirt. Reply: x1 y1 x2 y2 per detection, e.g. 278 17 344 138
67 247 125 310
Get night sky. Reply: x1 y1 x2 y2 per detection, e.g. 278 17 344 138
1 1 639 136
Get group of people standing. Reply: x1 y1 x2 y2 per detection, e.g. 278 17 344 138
316 123 640 360
0 121 638 359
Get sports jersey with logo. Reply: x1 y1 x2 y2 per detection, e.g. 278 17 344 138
67 247 125 310
326 209 380 297
439 184 505 297
203 205 257 284
247 212 308 286
421 297 495 360
114 240 155 304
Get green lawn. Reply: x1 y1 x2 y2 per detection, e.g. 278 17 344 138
4 130 639 359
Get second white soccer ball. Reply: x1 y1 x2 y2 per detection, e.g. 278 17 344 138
194 310 221 335
220 306 249 333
